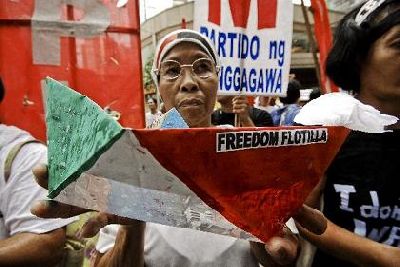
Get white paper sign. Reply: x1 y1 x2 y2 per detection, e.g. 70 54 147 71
194 0 293 96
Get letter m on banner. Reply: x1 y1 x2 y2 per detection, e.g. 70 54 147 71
208 0 278 29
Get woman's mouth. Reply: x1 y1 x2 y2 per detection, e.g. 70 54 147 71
179 98 204 108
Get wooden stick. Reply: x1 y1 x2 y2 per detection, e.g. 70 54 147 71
300 0 322 90
235 113 240 127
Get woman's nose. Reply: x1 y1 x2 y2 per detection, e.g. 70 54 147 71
179 68 199 92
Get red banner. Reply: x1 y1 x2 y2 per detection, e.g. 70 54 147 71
310 0 339 94
0 0 145 140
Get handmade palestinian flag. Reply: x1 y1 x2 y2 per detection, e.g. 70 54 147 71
45 77 349 242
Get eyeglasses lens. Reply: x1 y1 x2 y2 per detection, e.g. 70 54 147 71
193 58 214 78
160 61 181 79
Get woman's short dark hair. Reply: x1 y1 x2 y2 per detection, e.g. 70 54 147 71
326 1 400 92
280 79 301 105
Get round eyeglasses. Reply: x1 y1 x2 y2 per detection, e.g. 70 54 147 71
154 58 220 81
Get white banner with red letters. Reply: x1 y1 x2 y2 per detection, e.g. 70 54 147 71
194 0 293 96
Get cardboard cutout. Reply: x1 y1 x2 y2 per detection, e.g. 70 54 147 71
45 78 349 242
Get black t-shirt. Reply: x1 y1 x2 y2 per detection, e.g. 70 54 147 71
211 107 273 127
312 130 400 267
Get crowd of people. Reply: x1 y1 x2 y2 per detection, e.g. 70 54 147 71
0 0 399 266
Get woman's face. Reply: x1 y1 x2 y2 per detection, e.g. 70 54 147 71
359 25 400 104
158 42 218 128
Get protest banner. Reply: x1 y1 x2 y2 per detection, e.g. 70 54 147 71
194 0 293 96
45 78 349 242
0 0 145 140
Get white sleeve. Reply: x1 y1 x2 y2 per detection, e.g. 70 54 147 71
294 92 398 133
95 224 120 253
1 143 76 236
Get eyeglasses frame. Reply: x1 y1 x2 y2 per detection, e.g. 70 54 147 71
153 57 221 81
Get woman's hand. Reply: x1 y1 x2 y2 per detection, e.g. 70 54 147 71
232 96 255 127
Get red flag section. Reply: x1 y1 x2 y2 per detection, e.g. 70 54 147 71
310 0 340 94
208 0 277 29
0 0 145 140
134 126 349 241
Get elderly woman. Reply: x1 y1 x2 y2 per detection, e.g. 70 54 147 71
32 29 326 266
298 1 400 266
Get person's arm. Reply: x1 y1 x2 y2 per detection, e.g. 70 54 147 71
300 176 400 267
0 144 70 266
92 223 145 267
0 228 65 267
299 220 400 267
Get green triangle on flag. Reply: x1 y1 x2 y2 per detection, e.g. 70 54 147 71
45 77 125 198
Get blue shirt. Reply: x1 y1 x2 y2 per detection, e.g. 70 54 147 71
270 104 301 126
